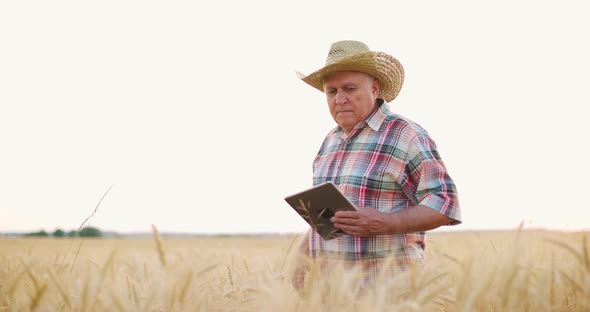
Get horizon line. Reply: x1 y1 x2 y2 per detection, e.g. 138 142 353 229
1 226 589 236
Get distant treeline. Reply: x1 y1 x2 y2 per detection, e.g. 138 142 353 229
24 226 103 238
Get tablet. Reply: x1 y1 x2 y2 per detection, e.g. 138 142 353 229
284 181 357 240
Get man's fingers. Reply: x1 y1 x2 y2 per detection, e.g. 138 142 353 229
331 215 357 225
335 223 370 237
334 211 358 218
334 222 356 233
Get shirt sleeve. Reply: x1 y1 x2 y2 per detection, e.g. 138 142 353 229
406 135 462 225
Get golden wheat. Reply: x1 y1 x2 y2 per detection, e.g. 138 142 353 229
0 230 588 311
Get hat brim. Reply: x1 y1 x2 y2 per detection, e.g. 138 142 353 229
297 51 404 103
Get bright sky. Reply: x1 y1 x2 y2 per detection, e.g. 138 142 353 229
1 1 589 234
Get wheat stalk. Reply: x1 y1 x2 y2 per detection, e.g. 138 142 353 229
58 185 114 276
29 283 47 312
178 271 193 304
151 224 167 267
47 269 72 309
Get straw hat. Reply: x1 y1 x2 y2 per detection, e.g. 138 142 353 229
296 40 404 102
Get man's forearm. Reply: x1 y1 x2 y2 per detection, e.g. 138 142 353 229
385 204 453 235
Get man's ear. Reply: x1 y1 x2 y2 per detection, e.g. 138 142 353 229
372 79 381 98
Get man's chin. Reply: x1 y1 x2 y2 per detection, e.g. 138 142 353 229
337 122 355 132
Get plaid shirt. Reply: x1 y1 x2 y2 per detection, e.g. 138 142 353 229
309 101 461 270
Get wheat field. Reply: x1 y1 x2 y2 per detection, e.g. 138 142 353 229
1 229 589 311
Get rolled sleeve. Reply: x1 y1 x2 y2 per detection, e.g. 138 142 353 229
408 136 462 225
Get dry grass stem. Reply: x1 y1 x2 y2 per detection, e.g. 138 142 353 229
151 224 167 267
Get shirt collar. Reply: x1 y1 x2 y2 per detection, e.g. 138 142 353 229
365 99 389 131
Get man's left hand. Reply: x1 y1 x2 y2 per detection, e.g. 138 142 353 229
331 207 393 237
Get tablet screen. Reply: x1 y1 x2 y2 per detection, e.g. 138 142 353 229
284 182 357 240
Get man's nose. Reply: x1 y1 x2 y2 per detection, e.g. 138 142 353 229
335 92 348 104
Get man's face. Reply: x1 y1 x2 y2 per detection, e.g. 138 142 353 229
323 71 380 133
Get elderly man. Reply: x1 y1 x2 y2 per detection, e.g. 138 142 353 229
293 40 461 288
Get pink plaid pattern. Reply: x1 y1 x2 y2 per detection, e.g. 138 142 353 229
308 102 461 272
